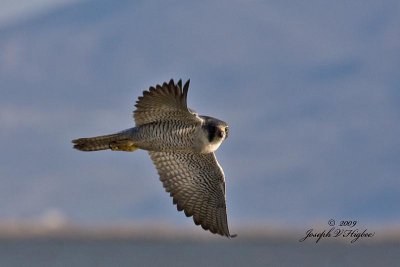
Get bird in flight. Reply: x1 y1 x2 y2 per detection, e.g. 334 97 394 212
72 79 236 237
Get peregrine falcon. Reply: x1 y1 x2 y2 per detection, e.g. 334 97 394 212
72 79 236 238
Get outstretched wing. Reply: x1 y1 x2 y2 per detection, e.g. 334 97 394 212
148 151 235 238
134 79 199 126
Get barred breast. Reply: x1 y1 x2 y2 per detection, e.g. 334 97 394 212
130 121 200 152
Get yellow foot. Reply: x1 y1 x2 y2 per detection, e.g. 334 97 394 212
109 140 138 152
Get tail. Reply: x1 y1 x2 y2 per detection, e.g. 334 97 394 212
72 131 138 152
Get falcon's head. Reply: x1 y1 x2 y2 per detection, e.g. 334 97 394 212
198 115 229 153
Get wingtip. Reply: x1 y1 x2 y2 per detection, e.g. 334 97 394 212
174 78 188 90
228 233 238 239
183 79 190 94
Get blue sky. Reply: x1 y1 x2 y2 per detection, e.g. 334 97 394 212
0 0 399 231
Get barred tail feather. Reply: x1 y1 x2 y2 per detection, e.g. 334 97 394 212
72 132 138 152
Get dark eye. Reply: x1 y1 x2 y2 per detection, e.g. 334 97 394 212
218 130 224 138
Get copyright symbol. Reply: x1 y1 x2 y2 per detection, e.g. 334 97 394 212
328 219 335 226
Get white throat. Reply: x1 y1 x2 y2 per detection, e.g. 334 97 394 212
194 129 224 153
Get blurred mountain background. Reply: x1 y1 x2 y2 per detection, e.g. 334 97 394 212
0 0 399 236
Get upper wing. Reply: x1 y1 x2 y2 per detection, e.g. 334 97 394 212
134 79 199 126
148 151 235 238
